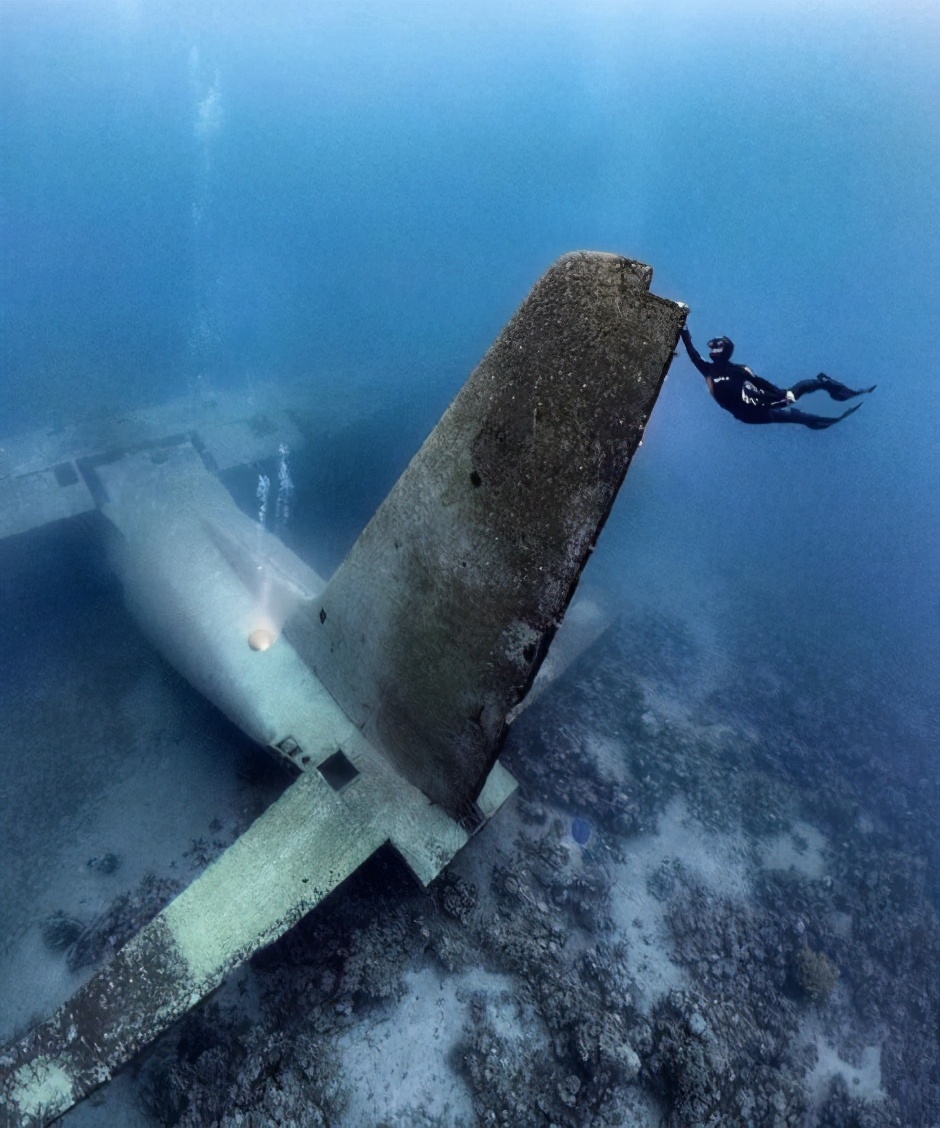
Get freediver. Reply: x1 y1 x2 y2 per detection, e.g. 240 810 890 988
680 327 875 429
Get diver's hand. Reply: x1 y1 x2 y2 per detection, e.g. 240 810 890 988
680 326 692 344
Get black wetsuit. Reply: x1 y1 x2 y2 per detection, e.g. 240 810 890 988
680 329 874 430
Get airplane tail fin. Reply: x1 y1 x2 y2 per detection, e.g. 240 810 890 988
288 252 686 819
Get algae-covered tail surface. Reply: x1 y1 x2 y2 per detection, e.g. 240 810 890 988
291 252 686 819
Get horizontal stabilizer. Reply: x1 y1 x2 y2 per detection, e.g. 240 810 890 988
289 252 686 818
0 714 511 1125
0 772 381 1126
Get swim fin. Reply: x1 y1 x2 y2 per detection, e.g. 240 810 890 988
816 373 876 401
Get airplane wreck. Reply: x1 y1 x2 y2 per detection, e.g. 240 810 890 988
0 251 686 1125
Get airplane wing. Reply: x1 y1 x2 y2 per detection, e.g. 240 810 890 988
0 389 305 542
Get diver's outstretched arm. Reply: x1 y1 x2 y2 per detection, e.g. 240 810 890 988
680 326 711 378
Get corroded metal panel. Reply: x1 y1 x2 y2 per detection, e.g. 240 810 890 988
290 251 686 818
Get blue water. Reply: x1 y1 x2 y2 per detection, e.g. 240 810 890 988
0 0 937 1122
2 1 935 694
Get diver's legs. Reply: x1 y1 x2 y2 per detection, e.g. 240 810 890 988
786 378 824 401
788 373 876 402
768 404 863 429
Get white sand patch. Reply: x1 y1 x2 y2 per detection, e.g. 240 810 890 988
637 677 699 729
759 820 828 880
336 967 515 1127
608 797 752 1012
582 731 631 778
801 1016 884 1106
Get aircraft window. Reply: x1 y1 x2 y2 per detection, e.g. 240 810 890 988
318 749 359 792
54 462 79 487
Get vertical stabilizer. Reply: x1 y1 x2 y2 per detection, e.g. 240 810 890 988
290 252 686 818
